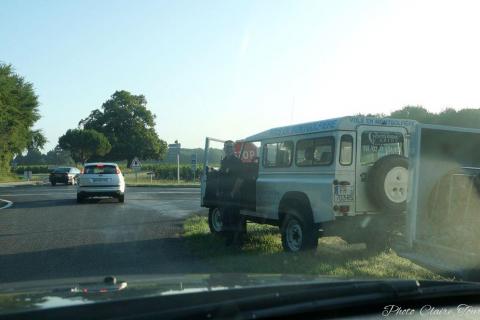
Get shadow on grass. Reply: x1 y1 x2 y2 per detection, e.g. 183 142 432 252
183 215 443 280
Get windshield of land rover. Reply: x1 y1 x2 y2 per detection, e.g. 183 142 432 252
360 131 404 165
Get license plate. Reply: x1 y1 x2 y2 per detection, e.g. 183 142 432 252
334 185 354 202
93 178 109 182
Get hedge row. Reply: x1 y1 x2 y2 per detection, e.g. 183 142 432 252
152 165 202 181
14 164 203 181
14 165 51 174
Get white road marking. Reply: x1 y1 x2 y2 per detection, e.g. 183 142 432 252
131 191 199 194
0 199 13 209
0 191 199 197
0 193 75 197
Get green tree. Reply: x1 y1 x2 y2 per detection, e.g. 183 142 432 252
15 148 45 165
44 147 75 166
0 64 45 173
58 129 111 164
27 129 47 150
79 90 167 166
389 106 480 129
390 106 434 124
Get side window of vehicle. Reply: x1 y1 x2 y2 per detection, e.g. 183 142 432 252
296 136 334 166
340 135 353 166
263 141 293 167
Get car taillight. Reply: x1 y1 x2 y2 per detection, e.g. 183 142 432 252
116 168 121 174
80 169 84 174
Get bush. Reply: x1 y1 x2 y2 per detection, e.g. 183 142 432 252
149 164 202 181
15 165 50 174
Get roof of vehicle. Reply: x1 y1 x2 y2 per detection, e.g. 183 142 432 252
243 116 418 142
83 162 119 167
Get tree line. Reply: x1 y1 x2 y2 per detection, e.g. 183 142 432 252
363 106 480 129
4 61 480 175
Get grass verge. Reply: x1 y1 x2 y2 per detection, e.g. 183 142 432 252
183 215 444 280
0 175 20 183
125 177 199 188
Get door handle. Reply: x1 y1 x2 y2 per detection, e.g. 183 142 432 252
360 173 368 182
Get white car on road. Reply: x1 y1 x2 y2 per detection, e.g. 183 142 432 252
77 162 125 203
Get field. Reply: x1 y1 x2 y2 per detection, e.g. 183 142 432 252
1 171 199 187
10 164 201 186
123 171 199 187
0 174 20 183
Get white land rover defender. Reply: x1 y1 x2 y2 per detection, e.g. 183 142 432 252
201 116 416 252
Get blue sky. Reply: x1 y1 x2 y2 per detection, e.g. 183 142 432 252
2 0 480 151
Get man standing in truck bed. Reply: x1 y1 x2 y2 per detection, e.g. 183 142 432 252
219 140 245 245
220 140 243 201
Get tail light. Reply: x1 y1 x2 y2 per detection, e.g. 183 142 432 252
116 168 121 175
80 168 84 174
339 205 350 214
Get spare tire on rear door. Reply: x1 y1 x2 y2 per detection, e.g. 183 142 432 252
367 154 409 214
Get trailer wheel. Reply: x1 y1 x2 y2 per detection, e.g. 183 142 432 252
208 207 223 234
364 232 392 253
367 154 409 214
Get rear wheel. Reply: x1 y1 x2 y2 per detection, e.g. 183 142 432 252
208 207 223 234
51 181 56 186
118 194 125 203
281 208 319 252
76 193 83 203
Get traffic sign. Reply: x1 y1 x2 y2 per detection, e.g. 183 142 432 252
234 142 258 163
167 141 181 183
167 143 181 163
168 143 181 151
131 157 141 170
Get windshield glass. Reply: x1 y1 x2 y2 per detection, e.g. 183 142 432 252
84 165 117 174
3 0 480 316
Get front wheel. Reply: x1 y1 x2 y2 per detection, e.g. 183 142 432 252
76 194 83 203
208 207 223 234
281 212 319 252
51 181 56 186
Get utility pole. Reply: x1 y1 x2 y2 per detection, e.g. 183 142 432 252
175 140 180 184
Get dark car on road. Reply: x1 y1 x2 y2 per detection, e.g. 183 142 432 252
49 167 81 186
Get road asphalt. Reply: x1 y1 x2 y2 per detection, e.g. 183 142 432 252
0 185 210 283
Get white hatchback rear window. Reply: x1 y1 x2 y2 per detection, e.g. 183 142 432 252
84 165 117 174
